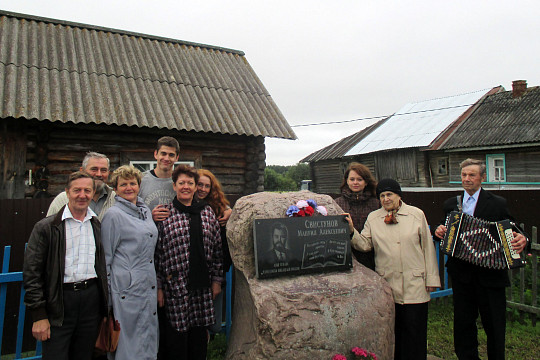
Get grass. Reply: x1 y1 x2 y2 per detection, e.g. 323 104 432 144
207 299 539 360
427 298 539 360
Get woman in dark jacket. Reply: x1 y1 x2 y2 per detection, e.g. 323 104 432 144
334 162 379 270
155 165 223 360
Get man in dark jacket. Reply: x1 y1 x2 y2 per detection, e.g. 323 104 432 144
23 171 108 360
434 159 528 360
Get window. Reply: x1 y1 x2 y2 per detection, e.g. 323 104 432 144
130 161 194 172
487 155 505 182
437 158 448 175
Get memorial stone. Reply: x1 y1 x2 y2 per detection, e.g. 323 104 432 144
226 191 395 360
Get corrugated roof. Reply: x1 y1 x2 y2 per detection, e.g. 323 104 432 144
344 89 492 156
439 86 540 149
300 120 385 162
0 10 296 139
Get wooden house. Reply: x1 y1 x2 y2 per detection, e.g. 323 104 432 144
430 80 540 188
0 10 296 199
302 87 500 193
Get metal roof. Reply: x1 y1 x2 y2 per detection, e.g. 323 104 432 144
439 86 540 149
0 10 296 139
300 120 384 162
345 89 492 156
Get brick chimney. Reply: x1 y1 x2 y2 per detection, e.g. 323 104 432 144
512 80 527 98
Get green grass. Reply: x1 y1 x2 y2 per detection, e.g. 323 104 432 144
208 333 228 360
207 300 539 360
427 298 539 360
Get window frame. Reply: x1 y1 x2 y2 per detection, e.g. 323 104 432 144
486 154 506 182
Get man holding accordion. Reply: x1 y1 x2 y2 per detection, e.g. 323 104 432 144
435 158 528 360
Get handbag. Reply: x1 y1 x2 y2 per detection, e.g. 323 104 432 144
95 310 121 352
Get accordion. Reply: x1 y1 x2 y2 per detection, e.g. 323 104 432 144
441 211 524 269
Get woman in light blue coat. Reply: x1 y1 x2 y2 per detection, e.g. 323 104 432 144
101 165 158 360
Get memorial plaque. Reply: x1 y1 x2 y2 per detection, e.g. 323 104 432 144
253 215 353 279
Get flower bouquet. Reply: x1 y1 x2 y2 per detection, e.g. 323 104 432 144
286 199 327 217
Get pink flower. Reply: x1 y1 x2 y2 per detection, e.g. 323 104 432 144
369 352 378 360
332 354 347 360
296 200 309 209
351 347 369 357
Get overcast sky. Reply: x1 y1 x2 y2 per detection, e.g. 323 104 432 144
3 1 539 165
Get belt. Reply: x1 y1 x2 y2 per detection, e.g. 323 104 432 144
63 278 97 291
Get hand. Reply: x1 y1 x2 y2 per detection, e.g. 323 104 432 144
426 286 438 293
342 213 355 234
435 225 447 239
511 233 528 254
157 289 164 307
152 205 170 222
32 319 51 341
218 208 232 226
211 282 221 300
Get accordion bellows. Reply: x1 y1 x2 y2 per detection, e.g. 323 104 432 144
441 211 524 270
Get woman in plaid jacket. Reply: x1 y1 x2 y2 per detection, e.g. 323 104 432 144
155 165 223 360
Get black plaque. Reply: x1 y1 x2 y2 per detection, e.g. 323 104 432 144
253 215 353 279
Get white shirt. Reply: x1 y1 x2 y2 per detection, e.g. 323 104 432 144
462 189 481 216
62 206 98 283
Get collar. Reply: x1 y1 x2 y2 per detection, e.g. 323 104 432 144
377 201 409 217
62 205 96 222
463 189 481 203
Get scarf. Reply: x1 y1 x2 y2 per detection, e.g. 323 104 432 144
384 201 402 224
172 197 210 291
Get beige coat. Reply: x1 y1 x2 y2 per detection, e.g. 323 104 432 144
352 202 441 304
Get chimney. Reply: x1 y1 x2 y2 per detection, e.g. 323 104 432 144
512 80 527 98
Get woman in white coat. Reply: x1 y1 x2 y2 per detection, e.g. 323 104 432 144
349 178 440 360
101 165 158 360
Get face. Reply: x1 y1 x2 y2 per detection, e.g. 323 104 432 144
379 191 401 211
66 177 95 215
272 228 287 251
173 173 196 205
347 170 367 193
197 175 212 200
82 158 109 192
154 145 179 172
461 165 485 195
115 177 140 204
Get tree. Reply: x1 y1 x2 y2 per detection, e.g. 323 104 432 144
285 163 310 187
264 168 298 191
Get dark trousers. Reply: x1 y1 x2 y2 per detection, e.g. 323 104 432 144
394 302 428 360
452 277 506 360
163 321 207 360
42 282 101 360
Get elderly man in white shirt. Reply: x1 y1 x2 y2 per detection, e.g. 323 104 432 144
23 171 108 360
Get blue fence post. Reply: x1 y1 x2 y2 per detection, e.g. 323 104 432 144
0 245 12 352
431 240 453 299
225 266 233 341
